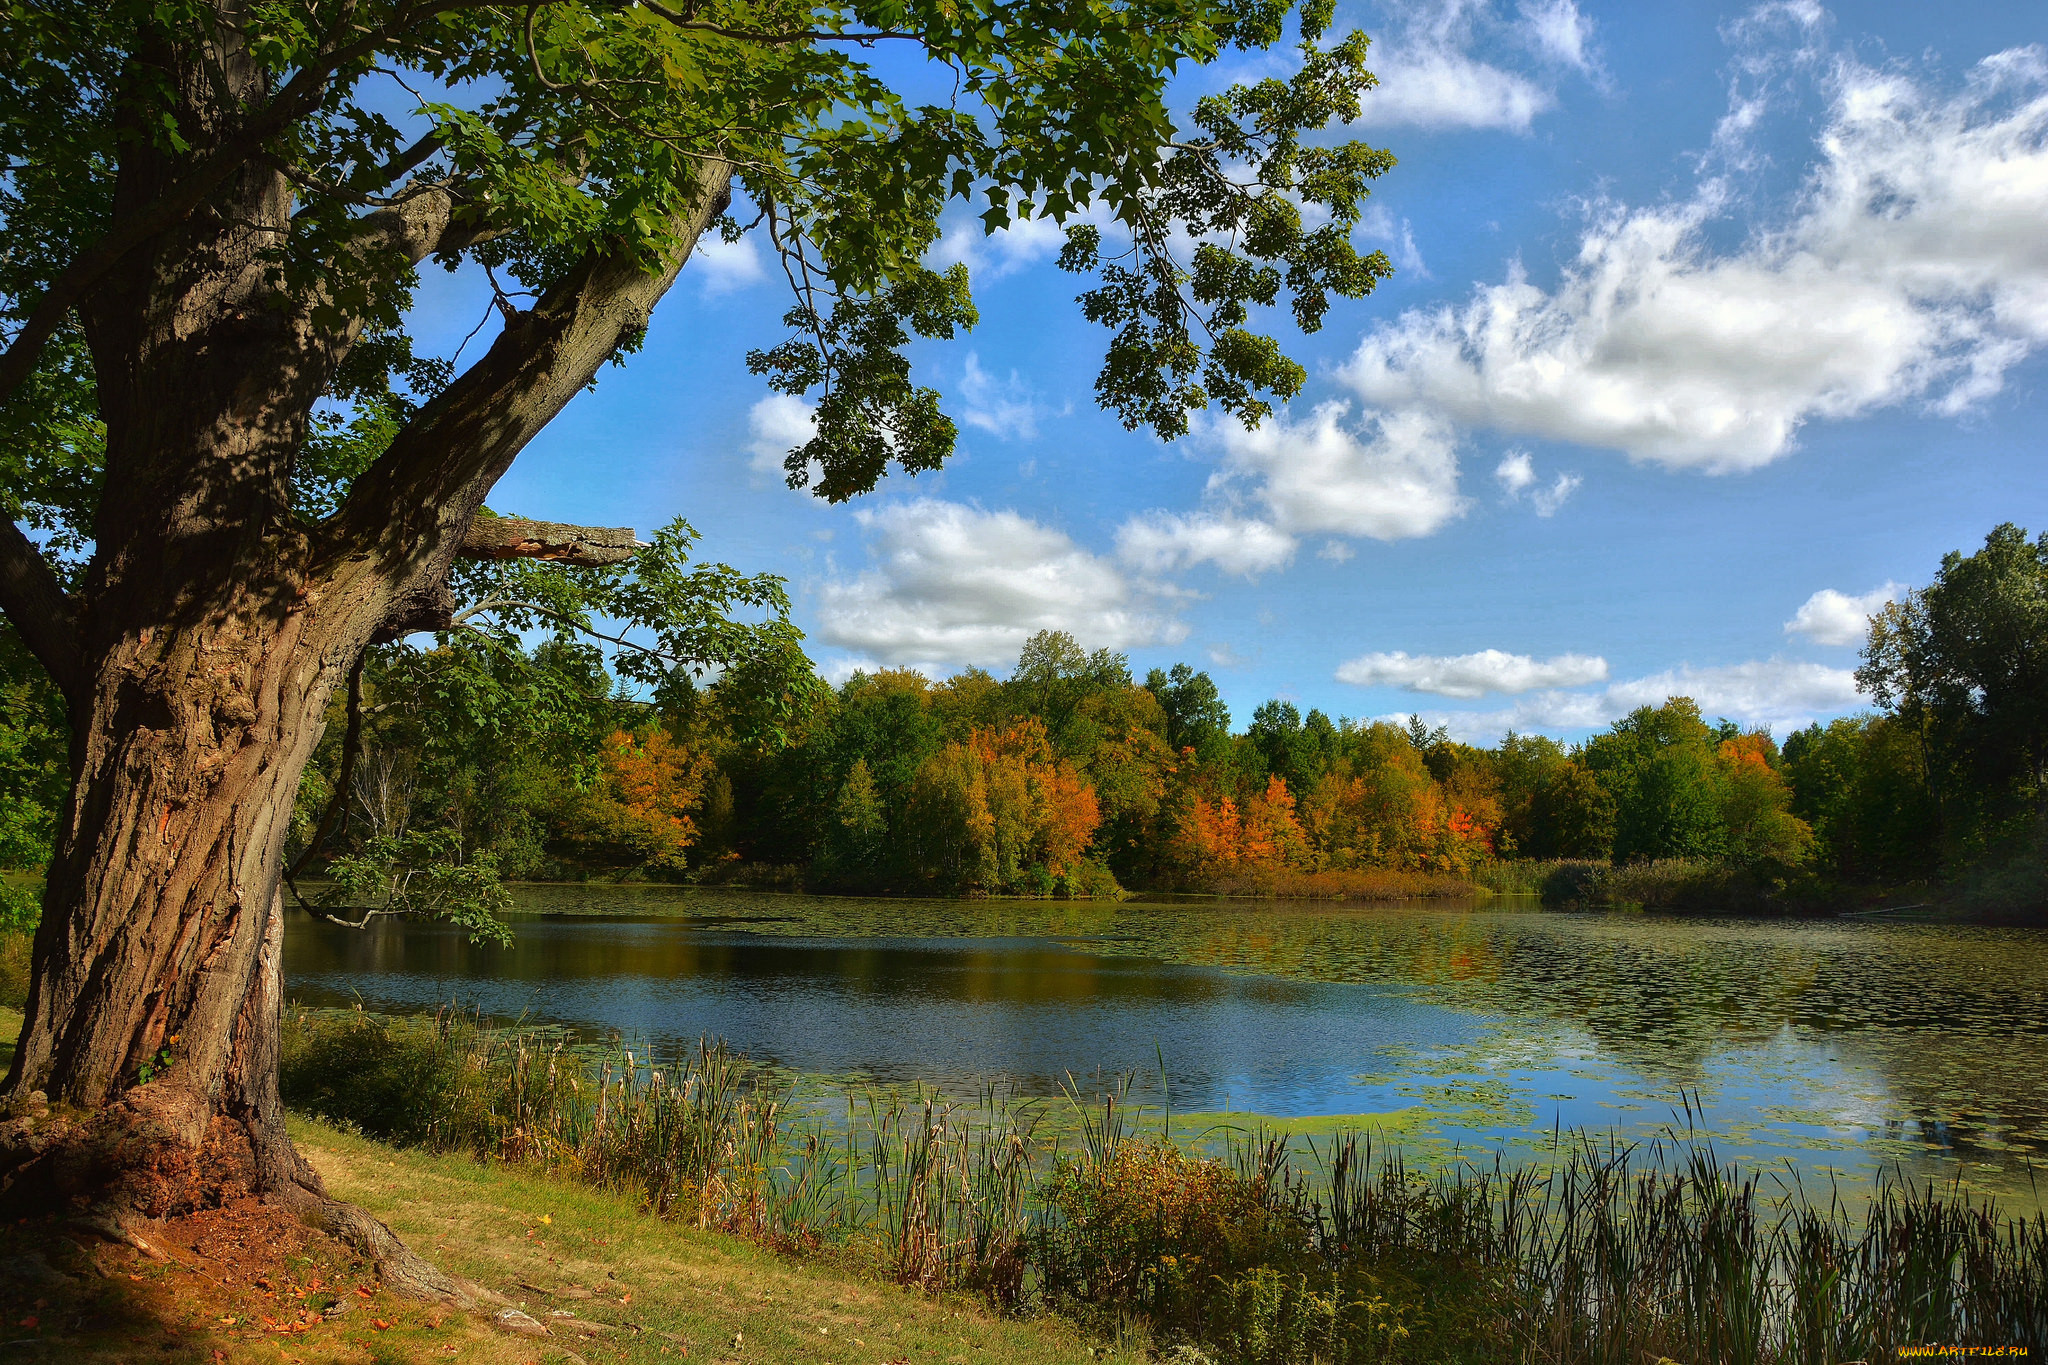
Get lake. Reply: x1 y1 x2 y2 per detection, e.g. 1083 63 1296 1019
283 888 2048 1207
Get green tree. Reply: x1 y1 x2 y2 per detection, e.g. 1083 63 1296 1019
1860 523 2048 837
0 0 1398 1257
1585 700 1727 863
1146 663 1234 762
1783 715 1938 880
818 757 888 889
1528 762 1615 860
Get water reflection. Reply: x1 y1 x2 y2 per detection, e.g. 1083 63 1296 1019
283 890 2048 1207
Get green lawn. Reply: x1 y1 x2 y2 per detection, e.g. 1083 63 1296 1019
295 1116 1125 1365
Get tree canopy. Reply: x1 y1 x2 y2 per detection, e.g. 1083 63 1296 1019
2 0 1396 576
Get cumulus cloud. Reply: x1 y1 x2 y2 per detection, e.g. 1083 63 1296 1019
1370 47 1553 132
1218 402 1470 541
1495 450 1537 495
1336 648 1610 697
1345 44 2048 470
1360 0 1599 133
1116 511 1298 577
1784 582 1907 646
814 499 1184 669
1111 403 1467 572
1397 658 1864 743
746 393 816 475
693 234 766 295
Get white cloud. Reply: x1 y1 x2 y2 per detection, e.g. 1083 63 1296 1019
1519 0 1598 75
1208 642 1249 668
1784 582 1906 646
1359 0 1603 133
1357 205 1429 278
1495 450 1536 495
1601 659 1859 719
931 207 1096 280
1345 45 2048 470
958 354 1040 440
1530 472 1580 516
1369 47 1554 133
1317 540 1357 563
746 393 816 475
1112 402 1467 571
815 499 1184 669
1336 648 1609 697
819 655 886 687
1116 511 1298 576
693 234 766 295
1400 658 1864 743
1216 402 1470 541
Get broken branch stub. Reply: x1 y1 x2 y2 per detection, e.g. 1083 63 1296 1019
460 518 642 567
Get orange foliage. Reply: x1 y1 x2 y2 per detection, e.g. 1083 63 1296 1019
907 719 1102 888
1165 774 1312 882
567 727 714 869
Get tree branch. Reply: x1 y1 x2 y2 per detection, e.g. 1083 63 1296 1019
0 0 482 408
0 521 82 702
461 518 642 566
321 161 733 621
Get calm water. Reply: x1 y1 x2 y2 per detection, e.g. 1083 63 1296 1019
284 889 2048 1205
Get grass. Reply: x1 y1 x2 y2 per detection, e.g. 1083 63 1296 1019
1204 868 1480 901
1468 861 1555 896
0 1115 1122 1365
304 1117 1122 1365
278 1007 2048 1363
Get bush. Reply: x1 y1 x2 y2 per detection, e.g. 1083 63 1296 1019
1539 859 1792 914
279 1008 469 1147
1039 1139 1312 1331
0 928 31 1011
0 879 38 934
1536 861 1605 908
1056 860 1125 900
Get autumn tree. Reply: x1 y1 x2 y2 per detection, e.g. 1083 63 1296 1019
905 720 1101 892
558 726 717 870
0 0 1398 1283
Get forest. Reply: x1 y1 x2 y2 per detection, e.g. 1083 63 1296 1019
11 525 2042 922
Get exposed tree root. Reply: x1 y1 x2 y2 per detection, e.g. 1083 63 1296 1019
271 1178 507 1308
0 1083 502 1311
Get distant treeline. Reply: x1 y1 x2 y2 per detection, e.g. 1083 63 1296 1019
2 524 2043 916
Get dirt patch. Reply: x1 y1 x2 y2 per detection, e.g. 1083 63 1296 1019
0 1200 554 1364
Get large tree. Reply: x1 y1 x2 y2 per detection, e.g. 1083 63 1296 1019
0 0 1393 1291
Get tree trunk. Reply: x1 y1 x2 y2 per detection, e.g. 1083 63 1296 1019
0 7 732 1282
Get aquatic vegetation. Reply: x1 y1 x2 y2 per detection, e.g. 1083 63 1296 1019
282 1007 2048 1362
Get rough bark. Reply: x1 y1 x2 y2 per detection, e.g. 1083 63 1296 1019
0 0 732 1300
463 518 644 566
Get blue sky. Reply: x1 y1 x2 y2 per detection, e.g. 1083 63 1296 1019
443 0 2048 741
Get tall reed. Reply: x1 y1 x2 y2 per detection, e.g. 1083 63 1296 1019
282 1006 2048 1363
